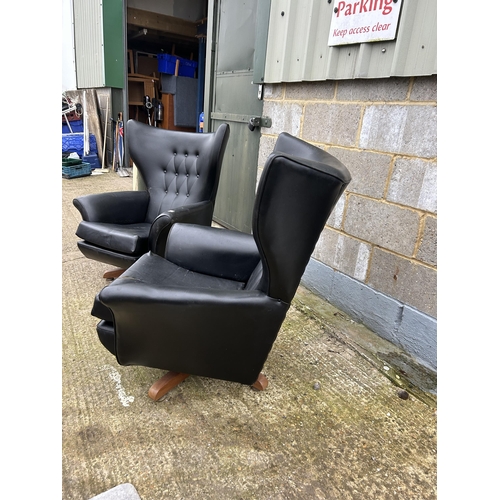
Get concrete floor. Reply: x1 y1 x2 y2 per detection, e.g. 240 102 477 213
62 170 437 500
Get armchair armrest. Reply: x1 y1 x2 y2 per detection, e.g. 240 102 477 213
98 281 289 381
98 280 287 337
73 191 149 224
148 201 214 257
154 222 261 282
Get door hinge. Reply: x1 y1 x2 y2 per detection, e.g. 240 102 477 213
248 116 272 131
211 112 272 131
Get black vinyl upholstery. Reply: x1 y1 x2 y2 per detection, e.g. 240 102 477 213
91 132 351 386
73 120 230 270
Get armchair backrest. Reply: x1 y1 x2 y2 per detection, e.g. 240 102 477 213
126 120 230 223
251 133 351 304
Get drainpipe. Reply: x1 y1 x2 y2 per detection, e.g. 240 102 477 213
122 0 129 170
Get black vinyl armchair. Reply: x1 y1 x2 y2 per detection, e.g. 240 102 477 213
91 132 351 400
73 120 230 279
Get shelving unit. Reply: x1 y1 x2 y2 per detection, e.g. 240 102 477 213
127 48 196 132
128 74 159 123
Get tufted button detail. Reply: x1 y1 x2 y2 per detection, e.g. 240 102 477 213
163 169 166 173
185 153 188 157
197 174 200 178
175 173 178 176
174 152 177 156
186 173 189 177
186 193 190 197
176 191 179 195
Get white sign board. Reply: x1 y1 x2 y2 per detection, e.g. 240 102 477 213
328 0 403 46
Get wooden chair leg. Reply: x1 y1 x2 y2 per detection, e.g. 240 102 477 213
148 371 190 401
103 268 125 280
251 373 268 391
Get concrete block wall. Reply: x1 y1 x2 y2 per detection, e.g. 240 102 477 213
259 76 437 372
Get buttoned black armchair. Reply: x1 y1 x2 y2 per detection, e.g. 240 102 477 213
91 132 351 400
73 120 230 279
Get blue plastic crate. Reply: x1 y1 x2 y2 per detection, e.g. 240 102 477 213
62 133 97 158
83 153 101 170
178 59 198 78
62 162 92 179
62 119 83 134
158 54 198 78
158 54 178 74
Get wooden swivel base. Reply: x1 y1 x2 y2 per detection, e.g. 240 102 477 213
252 372 269 391
148 372 190 401
147 371 269 401
103 268 125 280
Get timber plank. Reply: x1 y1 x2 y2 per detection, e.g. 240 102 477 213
128 8 197 39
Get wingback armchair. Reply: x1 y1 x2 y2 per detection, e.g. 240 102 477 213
73 120 230 278
91 132 351 400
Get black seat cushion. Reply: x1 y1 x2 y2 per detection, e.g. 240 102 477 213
91 252 247 328
109 252 247 292
96 321 116 355
76 221 151 256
